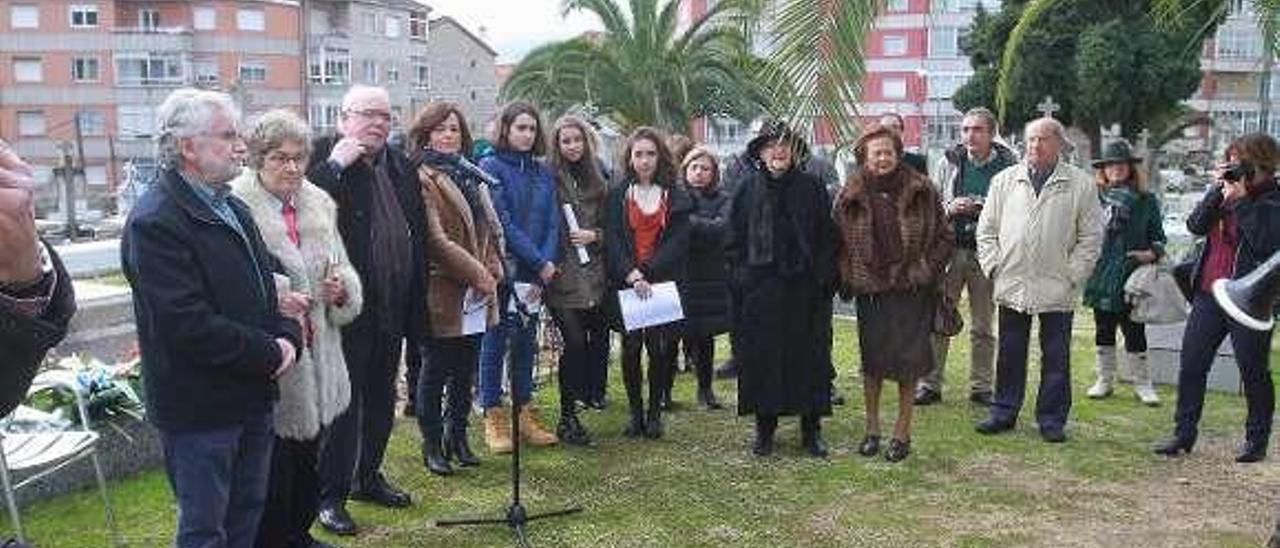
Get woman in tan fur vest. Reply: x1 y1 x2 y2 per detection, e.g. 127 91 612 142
835 124 953 463
231 109 363 548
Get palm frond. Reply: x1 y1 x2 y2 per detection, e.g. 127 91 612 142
994 0 1063 124
759 0 880 149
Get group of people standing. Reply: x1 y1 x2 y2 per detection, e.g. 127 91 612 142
110 81 1280 548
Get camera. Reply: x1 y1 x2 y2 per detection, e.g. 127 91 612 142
1223 162 1256 183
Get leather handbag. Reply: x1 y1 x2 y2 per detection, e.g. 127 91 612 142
932 291 964 337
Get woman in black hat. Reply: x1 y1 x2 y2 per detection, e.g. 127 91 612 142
1082 140 1166 406
726 121 838 457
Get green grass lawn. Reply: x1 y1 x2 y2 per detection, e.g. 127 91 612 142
7 316 1278 547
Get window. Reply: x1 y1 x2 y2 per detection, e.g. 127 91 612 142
77 111 105 136
386 63 399 85
308 104 341 132
361 12 377 35
308 47 350 85
882 35 907 57
882 77 908 100
193 6 216 30
932 0 958 12
412 56 429 89
362 60 378 84
928 72 970 99
237 9 265 31
138 9 160 30
85 165 107 187
11 5 38 29
930 27 961 57
384 16 401 38
238 61 267 84
13 57 43 83
70 4 98 28
1216 28 1261 59
18 111 45 136
193 57 219 85
72 57 100 82
886 0 908 12
409 11 428 40
116 53 185 86
927 115 962 145
117 105 156 138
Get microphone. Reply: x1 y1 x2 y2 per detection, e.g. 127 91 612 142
457 155 501 187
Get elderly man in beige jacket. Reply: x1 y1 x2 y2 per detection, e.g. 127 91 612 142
973 117 1104 443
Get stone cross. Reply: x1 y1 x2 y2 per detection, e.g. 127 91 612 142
1037 96 1061 119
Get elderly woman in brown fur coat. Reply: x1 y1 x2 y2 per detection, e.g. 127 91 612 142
835 123 953 463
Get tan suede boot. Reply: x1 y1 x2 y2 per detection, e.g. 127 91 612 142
518 404 559 446
484 406 514 454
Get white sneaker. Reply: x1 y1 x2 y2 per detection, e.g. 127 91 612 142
1087 379 1114 399
1134 383 1160 406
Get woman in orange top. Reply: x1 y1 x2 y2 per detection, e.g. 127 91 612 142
603 127 693 439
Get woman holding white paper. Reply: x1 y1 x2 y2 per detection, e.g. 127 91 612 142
727 121 838 458
409 102 504 476
604 127 693 439
546 115 610 445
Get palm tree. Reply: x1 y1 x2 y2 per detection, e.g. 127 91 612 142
501 0 764 133
502 0 882 147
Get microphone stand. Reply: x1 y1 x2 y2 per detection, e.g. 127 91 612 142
434 280 582 547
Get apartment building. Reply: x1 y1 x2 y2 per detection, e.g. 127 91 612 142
426 16 498 127
0 0 303 215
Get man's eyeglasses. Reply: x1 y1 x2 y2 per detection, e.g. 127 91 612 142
200 130 243 142
346 109 392 122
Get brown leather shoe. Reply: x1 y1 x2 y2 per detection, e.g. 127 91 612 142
518 404 559 446
483 406 514 454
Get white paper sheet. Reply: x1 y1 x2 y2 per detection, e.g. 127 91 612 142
562 204 591 265
617 281 684 332
461 288 488 336
507 282 543 315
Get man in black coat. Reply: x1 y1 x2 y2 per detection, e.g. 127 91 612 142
121 89 302 547
306 85 427 535
0 142 75 420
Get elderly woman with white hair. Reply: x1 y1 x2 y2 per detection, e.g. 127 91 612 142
231 109 363 548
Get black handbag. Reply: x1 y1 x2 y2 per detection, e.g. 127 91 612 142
1171 241 1204 303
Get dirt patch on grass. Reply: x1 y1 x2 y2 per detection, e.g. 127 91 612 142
929 437 1276 547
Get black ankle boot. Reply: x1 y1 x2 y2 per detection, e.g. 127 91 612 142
1236 438 1268 463
697 387 723 410
557 411 591 446
801 416 828 458
422 437 453 476
623 409 646 438
753 415 777 456
444 430 480 467
644 408 664 439
1153 435 1195 456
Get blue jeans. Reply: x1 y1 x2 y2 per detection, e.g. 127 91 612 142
988 308 1074 432
160 412 274 548
478 311 538 408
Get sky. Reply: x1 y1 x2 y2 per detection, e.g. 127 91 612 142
420 0 605 64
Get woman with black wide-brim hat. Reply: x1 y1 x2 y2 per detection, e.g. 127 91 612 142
727 121 838 457
1082 139 1166 406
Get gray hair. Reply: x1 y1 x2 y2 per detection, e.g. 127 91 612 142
155 88 240 169
245 109 312 170
341 84 389 112
1025 116 1066 143
963 107 999 133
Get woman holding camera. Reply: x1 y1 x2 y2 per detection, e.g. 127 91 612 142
1155 133 1280 463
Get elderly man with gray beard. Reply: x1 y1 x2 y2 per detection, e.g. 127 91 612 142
122 89 302 547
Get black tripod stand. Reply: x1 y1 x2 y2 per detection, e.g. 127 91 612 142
435 284 582 547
